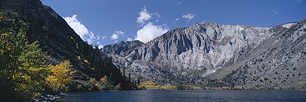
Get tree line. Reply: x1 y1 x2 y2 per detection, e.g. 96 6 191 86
0 10 74 101
0 9 136 101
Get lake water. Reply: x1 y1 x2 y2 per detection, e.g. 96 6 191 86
54 90 306 102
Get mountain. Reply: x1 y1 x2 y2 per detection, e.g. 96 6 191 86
215 19 306 88
1 0 133 90
102 18 306 88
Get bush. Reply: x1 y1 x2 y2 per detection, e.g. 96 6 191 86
176 85 187 90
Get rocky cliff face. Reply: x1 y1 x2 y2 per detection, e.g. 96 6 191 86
102 18 306 87
213 19 306 88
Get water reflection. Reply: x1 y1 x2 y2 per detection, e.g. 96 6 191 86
55 90 306 102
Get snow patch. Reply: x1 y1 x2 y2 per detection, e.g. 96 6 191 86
237 26 244 31
201 69 216 77
281 23 294 28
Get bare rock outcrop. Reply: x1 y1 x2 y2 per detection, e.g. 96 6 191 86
102 19 306 87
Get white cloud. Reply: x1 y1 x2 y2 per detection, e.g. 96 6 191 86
135 7 168 43
182 13 195 23
64 15 101 44
137 6 152 26
177 1 182 5
111 34 119 40
127 38 132 41
173 18 180 24
115 30 125 37
155 13 161 18
102 36 107 39
201 20 206 24
98 45 104 49
135 22 169 43
136 6 160 26
111 30 125 40
269 10 279 17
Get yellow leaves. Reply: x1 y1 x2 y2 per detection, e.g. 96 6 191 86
1 33 8 38
77 56 90 65
45 60 74 92
100 75 108 83
138 80 161 90
0 10 51 100
84 59 90 65
137 80 177 90
70 70 77 75
75 43 79 49
45 75 60 91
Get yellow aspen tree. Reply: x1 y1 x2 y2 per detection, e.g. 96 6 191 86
45 60 75 93
0 11 50 100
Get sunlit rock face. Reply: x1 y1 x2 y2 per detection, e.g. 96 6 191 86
102 19 306 87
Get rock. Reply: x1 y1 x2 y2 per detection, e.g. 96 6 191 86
102 18 306 87
32 94 62 102
212 18 306 88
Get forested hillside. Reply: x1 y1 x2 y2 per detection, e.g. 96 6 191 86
0 0 135 101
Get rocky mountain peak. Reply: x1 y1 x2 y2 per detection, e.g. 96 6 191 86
102 40 144 56
189 23 205 32
102 18 306 87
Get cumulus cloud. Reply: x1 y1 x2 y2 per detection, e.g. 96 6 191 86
111 34 119 40
64 15 101 45
135 7 168 43
135 22 169 43
136 6 160 26
137 7 152 26
182 13 195 23
115 30 125 37
127 38 132 41
177 1 182 5
111 30 125 40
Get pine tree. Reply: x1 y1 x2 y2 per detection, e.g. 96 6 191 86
123 67 126 79
129 73 131 82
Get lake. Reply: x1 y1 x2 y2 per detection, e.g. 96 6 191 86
54 90 306 102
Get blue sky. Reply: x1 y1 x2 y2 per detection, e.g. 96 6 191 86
41 0 306 48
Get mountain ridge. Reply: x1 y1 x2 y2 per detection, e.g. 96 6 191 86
102 18 306 88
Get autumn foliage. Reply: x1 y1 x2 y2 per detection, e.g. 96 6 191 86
45 60 75 93
0 10 74 101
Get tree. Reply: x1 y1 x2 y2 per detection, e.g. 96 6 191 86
137 77 140 85
45 60 75 93
123 67 126 78
0 11 50 100
129 73 131 82
100 75 108 84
